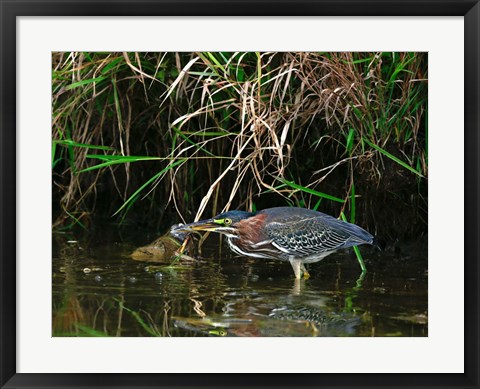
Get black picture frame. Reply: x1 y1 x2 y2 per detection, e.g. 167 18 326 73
1 1 478 388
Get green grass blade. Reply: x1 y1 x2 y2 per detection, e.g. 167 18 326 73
78 160 129 173
121 305 160 336
171 126 215 157
350 181 356 223
54 140 114 151
85 154 163 162
112 78 123 125
353 246 366 273
312 198 323 211
364 138 424 178
74 324 108 337
52 141 57 168
113 159 186 216
342 56 375 65
340 212 366 273
280 179 345 203
65 76 107 90
79 155 166 173
99 57 124 75
346 128 355 155
187 71 216 77
65 210 87 230
206 52 223 68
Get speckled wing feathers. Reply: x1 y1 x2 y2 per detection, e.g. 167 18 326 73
264 215 372 259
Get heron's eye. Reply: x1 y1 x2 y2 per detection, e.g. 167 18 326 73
224 218 232 225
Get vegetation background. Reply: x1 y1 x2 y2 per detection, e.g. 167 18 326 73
52 52 427 246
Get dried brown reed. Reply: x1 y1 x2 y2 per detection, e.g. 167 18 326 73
52 52 427 239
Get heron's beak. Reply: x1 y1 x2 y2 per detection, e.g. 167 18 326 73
173 219 221 233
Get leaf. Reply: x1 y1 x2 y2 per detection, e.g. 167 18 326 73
74 324 108 337
85 154 162 162
340 212 366 273
79 155 164 173
121 306 160 337
346 128 355 155
65 76 107 90
99 57 124 75
280 179 344 203
113 159 186 216
54 140 114 151
51 141 56 168
364 138 424 178
350 181 356 223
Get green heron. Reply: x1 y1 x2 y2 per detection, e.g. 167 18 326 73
174 207 374 279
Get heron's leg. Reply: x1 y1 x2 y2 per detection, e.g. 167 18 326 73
290 258 302 280
300 263 310 279
289 258 303 280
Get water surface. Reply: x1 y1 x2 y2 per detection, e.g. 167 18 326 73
52 228 427 337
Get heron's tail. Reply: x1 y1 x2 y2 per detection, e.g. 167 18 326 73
372 237 382 251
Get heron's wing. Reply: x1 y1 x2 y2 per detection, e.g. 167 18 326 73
264 217 353 257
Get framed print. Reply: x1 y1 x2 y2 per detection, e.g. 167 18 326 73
1 1 479 388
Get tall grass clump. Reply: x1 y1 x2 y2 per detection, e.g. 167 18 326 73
52 52 427 242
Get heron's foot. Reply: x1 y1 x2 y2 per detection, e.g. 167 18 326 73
290 259 310 279
300 263 310 279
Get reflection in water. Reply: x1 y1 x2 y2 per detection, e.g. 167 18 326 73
52 229 428 337
173 295 361 337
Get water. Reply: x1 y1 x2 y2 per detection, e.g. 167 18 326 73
52 228 427 337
